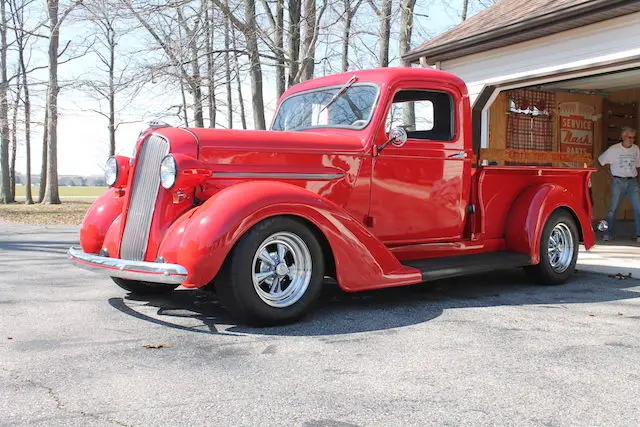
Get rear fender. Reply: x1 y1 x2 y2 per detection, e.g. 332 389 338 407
157 181 421 290
79 188 125 254
505 183 595 264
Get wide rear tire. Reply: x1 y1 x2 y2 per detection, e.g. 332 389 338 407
111 277 178 295
217 217 325 326
524 210 579 285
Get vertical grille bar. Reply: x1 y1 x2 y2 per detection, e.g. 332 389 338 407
120 135 169 261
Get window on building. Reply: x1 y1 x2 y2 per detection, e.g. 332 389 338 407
506 89 555 164
385 90 454 141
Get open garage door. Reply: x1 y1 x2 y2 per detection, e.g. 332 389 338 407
472 62 640 221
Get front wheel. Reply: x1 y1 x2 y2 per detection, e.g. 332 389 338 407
217 217 325 326
111 277 177 295
524 210 579 285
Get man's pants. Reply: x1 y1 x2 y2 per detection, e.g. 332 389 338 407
606 177 640 237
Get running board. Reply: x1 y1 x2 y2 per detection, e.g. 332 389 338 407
401 251 532 282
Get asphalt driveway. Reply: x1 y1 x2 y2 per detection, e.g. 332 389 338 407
1 224 640 426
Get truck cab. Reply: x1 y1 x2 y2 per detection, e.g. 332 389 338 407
68 68 596 326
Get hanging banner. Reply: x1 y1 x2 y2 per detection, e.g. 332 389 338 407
558 102 597 155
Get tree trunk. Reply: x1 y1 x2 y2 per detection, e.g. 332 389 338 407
10 80 19 200
0 0 12 204
230 23 247 130
399 0 416 67
108 24 116 156
379 0 392 67
299 0 316 82
9 0 32 204
461 0 469 21
180 79 190 127
205 1 216 127
224 13 233 128
275 0 285 98
287 0 301 87
341 0 352 72
245 0 265 130
400 0 416 125
39 95 47 202
189 45 204 128
43 0 61 204
22 63 32 204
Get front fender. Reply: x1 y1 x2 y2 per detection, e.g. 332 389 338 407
157 181 421 290
79 188 125 254
505 183 595 264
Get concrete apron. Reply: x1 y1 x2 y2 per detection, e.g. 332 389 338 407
579 220 640 278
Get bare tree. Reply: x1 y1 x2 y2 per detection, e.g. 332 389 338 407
399 0 416 124
298 0 316 81
0 0 12 204
10 78 21 200
287 0 300 88
230 20 247 129
9 0 38 204
368 0 392 67
259 0 286 97
82 0 144 156
176 4 205 127
39 96 47 202
224 11 233 127
341 0 363 72
42 0 84 205
461 0 469 21
204 0 216 127
292 0 328 83
126 0 205 128
214 0 266 129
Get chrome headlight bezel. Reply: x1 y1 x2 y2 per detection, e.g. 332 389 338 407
105 156 118 187
160 155 177 189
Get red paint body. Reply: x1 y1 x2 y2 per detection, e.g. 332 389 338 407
78 68 596 291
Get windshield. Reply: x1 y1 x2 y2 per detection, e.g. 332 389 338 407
271 84 378 131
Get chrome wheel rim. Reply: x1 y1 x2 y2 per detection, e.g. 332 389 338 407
251 231 312 308
547 223 574 273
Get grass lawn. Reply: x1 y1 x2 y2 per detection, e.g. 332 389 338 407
14 185 108 198
0 200 94 225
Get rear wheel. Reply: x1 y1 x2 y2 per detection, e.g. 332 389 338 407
525 210 579 285
217 217 325 326
111 277 177 295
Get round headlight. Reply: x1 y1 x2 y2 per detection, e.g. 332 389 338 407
160 155 177 189
105 156 118 187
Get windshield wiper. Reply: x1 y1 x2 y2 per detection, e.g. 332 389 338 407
317 75 358 117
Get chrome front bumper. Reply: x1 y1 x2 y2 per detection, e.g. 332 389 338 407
67 247 187 285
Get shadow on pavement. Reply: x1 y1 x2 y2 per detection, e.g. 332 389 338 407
108 268 640 337
0 240 77 254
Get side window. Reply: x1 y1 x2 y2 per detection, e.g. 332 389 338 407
385 90 454 141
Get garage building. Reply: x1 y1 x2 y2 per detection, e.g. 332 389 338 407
405 0 640 221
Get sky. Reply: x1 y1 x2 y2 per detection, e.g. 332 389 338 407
11 0 486 178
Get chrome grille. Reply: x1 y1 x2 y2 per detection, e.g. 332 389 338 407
120 135 169 261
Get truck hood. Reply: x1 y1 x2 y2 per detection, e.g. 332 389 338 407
185 128 368 154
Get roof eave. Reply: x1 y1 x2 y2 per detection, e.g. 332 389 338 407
404 0 640 65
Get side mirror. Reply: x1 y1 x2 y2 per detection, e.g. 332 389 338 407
376 127 408 155
390 127 408 147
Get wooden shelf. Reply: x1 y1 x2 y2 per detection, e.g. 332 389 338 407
603 99 638 149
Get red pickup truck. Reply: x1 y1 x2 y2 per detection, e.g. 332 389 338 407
68 67 597 325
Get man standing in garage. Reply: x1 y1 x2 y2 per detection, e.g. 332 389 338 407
598 127 640 242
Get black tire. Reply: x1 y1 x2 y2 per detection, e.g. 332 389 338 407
216 217 325 326
524 209 579 285
111 277 178 295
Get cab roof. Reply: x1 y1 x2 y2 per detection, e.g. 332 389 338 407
280 67 468 102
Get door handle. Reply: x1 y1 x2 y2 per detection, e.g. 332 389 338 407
448 152 467 159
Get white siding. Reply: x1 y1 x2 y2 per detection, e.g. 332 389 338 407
440 12 640 103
